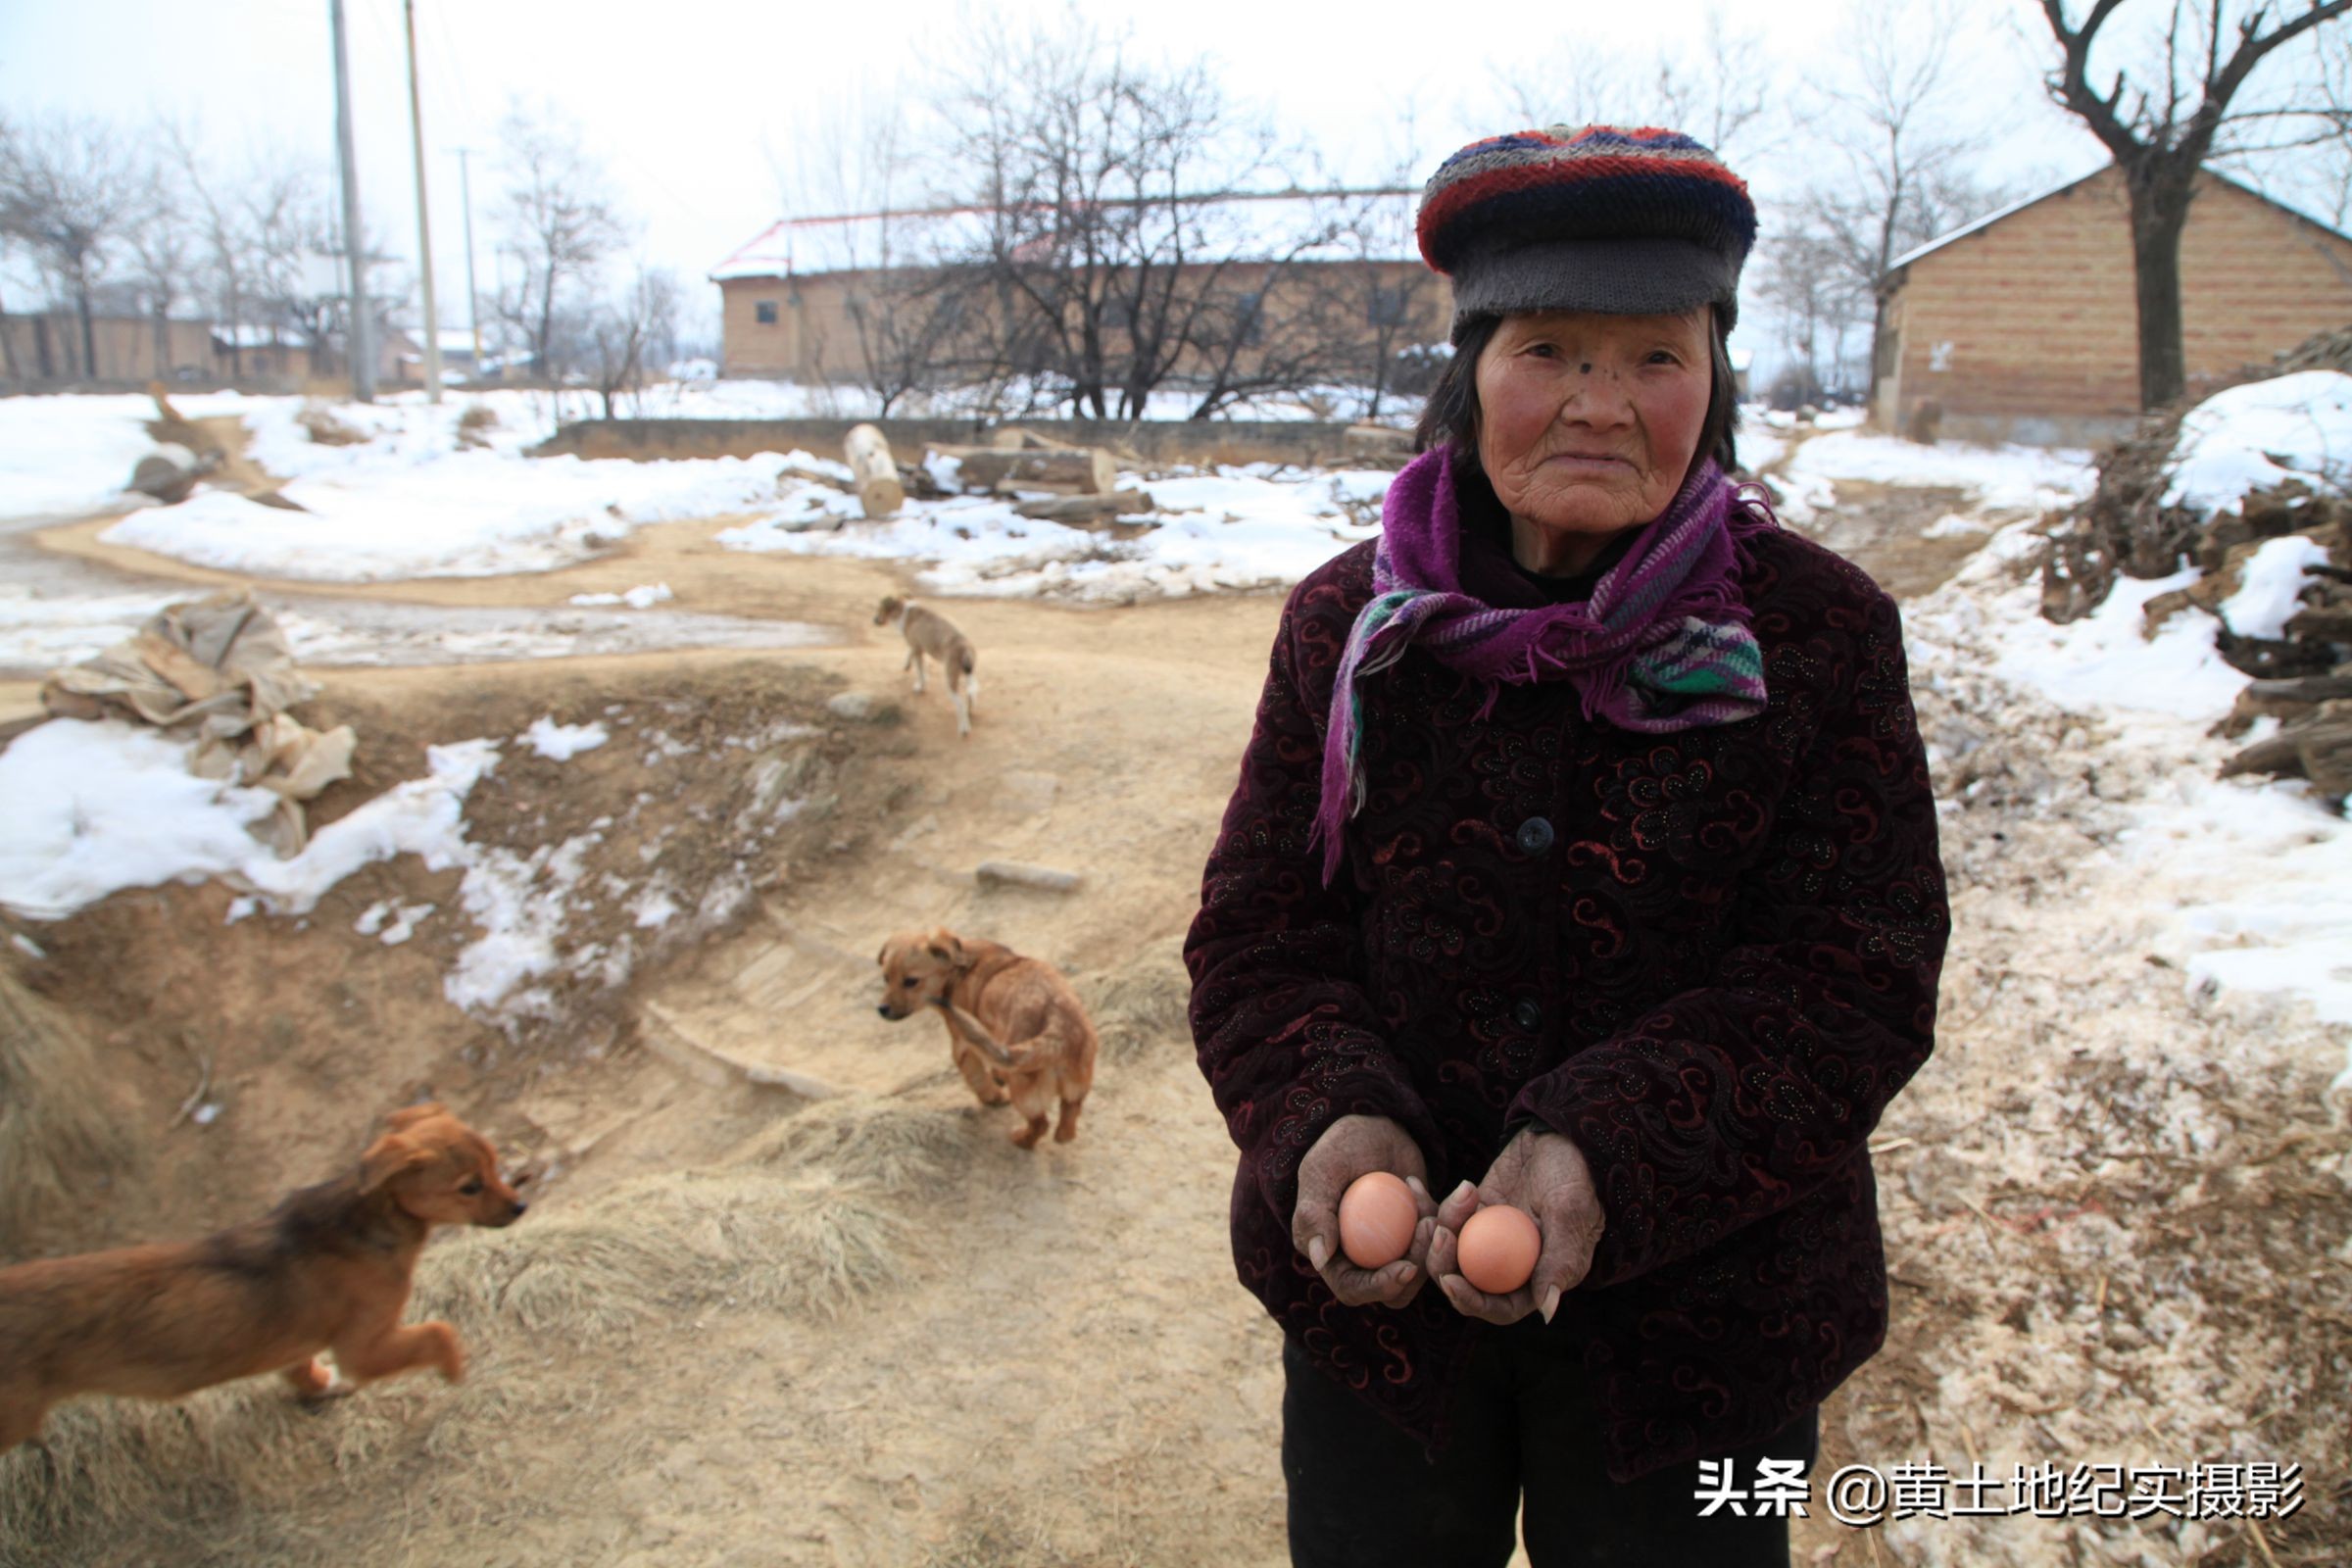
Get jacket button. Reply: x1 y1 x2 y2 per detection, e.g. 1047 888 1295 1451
1515 816 1554 855
1513 998 1543 1032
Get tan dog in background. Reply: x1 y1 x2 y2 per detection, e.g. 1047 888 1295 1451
874 595 979 737
875 928 1098 1148
0 1103 527 1451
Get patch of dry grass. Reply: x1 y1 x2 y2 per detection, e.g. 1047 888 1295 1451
0 970 135 1250
294 401 366 447
1082 937 1193 1064
736 1089 969 1193
454 403 499 449
0 1139 921 1560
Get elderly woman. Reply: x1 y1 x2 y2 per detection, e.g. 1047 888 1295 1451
1186 127 1949 1566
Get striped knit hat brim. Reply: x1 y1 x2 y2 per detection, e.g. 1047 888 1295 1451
1418 125 1757 339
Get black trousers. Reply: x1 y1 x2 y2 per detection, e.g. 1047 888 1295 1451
1283 1325 1818 1568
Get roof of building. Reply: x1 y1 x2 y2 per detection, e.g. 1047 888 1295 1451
710 188 1422 281
1886 163 2352 278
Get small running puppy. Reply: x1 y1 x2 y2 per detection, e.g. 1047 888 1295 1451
874 595 979 737
875 927 1098 1148
0 1102 527 1451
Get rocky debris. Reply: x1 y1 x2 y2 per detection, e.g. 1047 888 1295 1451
455 403 499 450
827 691 884 723
2220 697 2352 801
2166 484 2352 799
128 444 202 504
2049 330 2350 616
2039 407 2200 618
295 400 367 446
2276 319 2352 376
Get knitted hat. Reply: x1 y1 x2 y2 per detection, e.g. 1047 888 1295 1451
1416 125 1757 341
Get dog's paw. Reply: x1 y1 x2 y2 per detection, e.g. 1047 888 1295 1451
297 1384 355 1411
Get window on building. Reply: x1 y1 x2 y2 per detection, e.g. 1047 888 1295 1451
755 300 779 325
1236 291 1266 347
1367 282 1410 327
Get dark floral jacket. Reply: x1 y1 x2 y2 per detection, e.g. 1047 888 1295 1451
1186 522 1949 1482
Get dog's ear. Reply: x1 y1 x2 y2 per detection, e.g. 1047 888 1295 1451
925 929 964 968
384 1102 445 1132
876 939 892 967
358 1133 431 1194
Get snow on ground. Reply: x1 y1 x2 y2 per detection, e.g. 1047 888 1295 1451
1773 425 2095 525
2163 368 2352 514
526 717 610 760
569 583 673 609
4 379 2341 1058
2 714 657 1026
0 582 193 668
0 394 172 516
100 450 796 581
0 387 1401 596
1906 513 2352 1072
718 466 1394 602
2220 534 2333 639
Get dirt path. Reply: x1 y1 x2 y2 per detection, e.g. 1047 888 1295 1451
8 490 2343 1566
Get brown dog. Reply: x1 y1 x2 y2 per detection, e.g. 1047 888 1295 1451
875 928 1098 1148
0 1102 526 1452
874 595 979 737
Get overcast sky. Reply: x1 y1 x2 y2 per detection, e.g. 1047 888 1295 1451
2 0 2335 357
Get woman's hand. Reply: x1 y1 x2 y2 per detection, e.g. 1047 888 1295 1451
1429 1126 1605 1326
1291 1114 1439 1309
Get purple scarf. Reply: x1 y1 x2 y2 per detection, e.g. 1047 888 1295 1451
1312 448 1777 883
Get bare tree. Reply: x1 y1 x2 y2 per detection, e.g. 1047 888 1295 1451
767 95 997 414
1801 1 2013 388
946 14 1324 419
120 143 200 381
0 113 139 378
1329 191 1442 422
2040 0 2352 410
1490 9 1780 166
0 117 25 381
2307 24 2352 223
1752 219 1873 406
585 266 680 418
495 105 628 382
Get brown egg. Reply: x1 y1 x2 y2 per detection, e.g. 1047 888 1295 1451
1457 1203 1541 1295
1337 1171 1417 1269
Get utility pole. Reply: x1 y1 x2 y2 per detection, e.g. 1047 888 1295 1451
329 0 374 402
403 0 442 401
455 147 482 376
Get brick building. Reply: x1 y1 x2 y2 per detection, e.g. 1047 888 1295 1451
1 312 425 389
710 192 1453 396
1871 165 2352 447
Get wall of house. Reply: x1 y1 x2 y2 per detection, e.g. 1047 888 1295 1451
0 314 424 390
0 315 217 383
717 259 1455 396
1875 168 2352 447
540 416 1410 468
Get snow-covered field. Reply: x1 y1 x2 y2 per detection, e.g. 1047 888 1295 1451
1 378 2347 1074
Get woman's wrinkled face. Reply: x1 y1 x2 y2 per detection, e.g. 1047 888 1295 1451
1473 309 1713 561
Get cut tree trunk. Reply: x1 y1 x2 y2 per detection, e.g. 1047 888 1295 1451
1010 489 1155 524
928 444 1116 496
844 423 905 518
